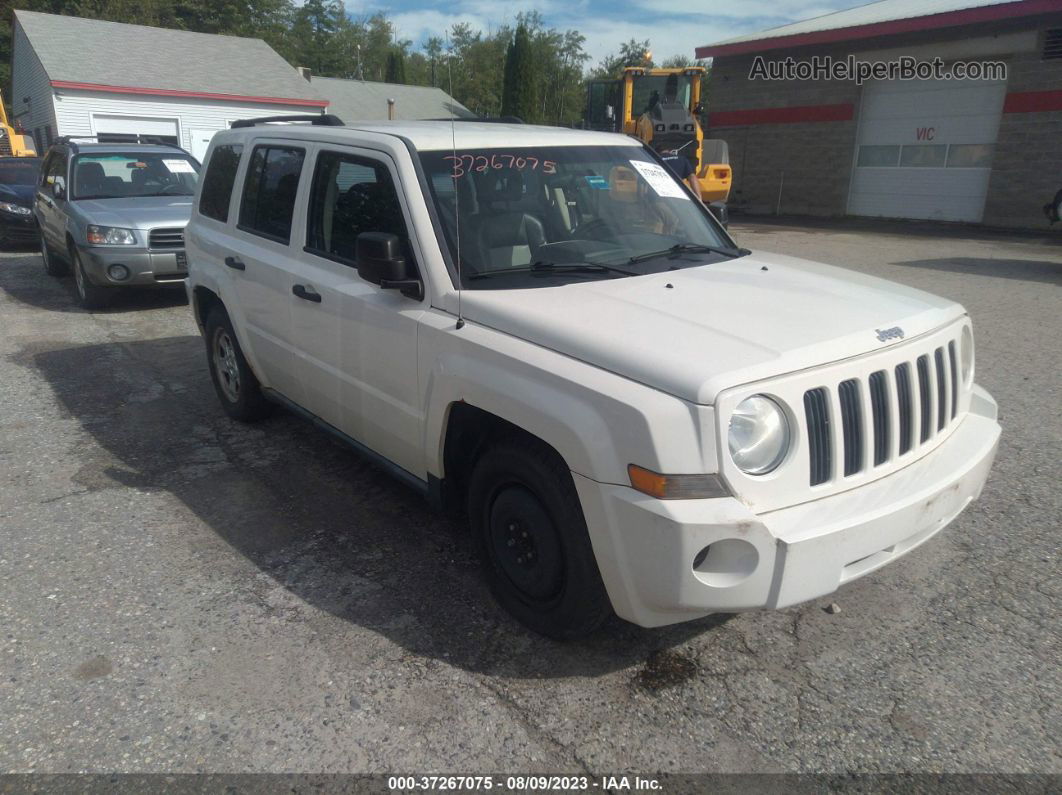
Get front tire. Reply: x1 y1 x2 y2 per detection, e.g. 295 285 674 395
40 232 67 277
204 305 272 422
70 246 111 309
468 436 612 639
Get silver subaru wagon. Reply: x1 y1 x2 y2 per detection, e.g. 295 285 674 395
34 138 200 309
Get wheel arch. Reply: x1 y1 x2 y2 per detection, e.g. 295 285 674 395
436 402 573 514
192 285 223 333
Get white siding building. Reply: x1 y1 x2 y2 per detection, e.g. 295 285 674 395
10 10 328 161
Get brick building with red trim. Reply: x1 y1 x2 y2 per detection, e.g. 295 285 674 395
698 0 1062 228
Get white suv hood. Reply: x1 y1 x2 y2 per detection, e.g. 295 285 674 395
458 250 965 405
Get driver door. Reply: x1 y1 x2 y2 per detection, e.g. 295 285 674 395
290 146 427 478
36 151 68 247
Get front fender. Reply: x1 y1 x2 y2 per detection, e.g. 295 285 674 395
418 311 716 486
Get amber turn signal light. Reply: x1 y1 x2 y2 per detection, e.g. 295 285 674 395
627 464 730 500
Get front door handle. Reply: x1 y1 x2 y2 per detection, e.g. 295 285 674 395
224 256 246 270
292 284 322 303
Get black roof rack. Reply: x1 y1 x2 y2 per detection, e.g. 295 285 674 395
230 114 345 129
52 135 195 157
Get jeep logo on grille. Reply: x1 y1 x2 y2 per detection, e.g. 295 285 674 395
876 326 905 343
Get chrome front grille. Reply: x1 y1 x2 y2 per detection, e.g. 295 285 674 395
803 339 962 487
149 227 184 249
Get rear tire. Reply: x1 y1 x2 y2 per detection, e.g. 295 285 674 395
70 246 111 309
204 304 272 422
468 435 612 639
40 232 67 277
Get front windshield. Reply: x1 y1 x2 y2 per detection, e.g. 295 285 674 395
0 158 42 185
72 152 199 200
632 74 693 116
420 145 738 290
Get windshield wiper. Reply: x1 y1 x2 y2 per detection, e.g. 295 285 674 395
627 243 750 265
468 261 637 280
531 261 638 276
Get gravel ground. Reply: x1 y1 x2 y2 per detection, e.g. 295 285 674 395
0 218 1059 775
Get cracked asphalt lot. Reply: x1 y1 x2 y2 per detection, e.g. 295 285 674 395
1 218 1059 775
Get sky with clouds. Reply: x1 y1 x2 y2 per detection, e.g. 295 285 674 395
358 0 869 66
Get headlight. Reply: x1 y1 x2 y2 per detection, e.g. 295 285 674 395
87 225 137 245
728 395 791 475
0 201 32 216
960 325 974 386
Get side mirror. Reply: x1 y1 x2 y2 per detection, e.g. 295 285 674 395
52 177 66 200
355 232 423 300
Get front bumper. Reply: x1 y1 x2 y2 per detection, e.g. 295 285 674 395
0 211 39 242
78 246 187 287
574 385 1000 628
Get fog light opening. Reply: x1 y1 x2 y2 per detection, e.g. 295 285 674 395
692 538 759 588
107 264 131 282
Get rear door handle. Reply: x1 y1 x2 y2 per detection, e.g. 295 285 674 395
224 256 245 271
292 284 321 303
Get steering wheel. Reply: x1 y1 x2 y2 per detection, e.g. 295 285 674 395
571 218 614 241
158 183 188 195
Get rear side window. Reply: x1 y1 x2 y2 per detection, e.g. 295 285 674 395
305 151 409 265
238 145 305 243
199 144 242 222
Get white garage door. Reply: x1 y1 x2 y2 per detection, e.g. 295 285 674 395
847 77 1007 223
91 114 179 145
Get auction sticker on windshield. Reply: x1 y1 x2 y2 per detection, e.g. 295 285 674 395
163 159 195 174
629 160 689 200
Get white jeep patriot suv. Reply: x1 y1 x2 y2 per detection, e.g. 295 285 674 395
185 114 1000 638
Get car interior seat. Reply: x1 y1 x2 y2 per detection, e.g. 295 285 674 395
75 162 106 197
467 170 545 271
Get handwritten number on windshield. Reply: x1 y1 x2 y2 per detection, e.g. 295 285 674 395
445 155 557 179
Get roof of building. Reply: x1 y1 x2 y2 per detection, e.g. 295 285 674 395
14 10 326 106
309 77 475 122
696 0 1061 58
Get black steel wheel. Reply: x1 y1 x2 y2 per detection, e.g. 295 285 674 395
468 435 612 639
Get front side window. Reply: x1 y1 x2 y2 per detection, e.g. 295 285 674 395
239 145 305 243
72 151 199 200
199 144 243 222
306 151 409 265
420 145 738 290
43 152 65 187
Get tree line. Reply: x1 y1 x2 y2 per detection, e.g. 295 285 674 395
0 0 709 126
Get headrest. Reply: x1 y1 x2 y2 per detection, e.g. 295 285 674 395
609 166 638 202
77 161 105 181
475 170 523 204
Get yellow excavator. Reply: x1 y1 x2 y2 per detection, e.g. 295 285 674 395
0 92 38 157
585 66 731 205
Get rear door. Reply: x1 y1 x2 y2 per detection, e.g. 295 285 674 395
289 145 426 477
226 139 308 403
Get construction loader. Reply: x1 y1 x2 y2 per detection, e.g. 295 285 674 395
585 66 731 205
0 92 37 157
